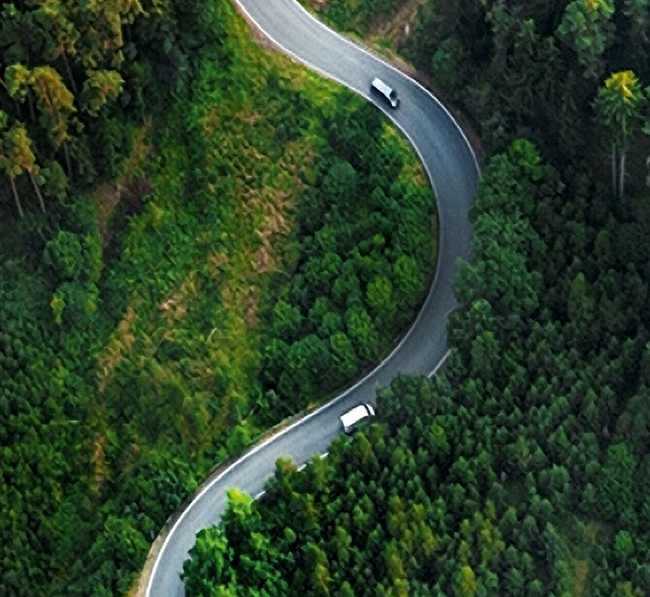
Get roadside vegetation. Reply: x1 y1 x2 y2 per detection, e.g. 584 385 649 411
0 1 434 596
184 1 650 596
259 102 435 420
300 0 410 35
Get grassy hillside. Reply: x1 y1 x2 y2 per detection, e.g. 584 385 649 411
0 1 436 595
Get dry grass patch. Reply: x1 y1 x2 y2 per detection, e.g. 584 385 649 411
235 104 263 127
90 433 107 495
207 250 229 277
194 135 316 429
95 184 123 246
159 271 200 323
97 304 139 393
572 559 589 597
122 120 154 179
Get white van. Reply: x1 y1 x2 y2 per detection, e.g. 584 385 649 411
340 404 375 434
371 78 400 109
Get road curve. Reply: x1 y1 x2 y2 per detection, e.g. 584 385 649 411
145 2 479 596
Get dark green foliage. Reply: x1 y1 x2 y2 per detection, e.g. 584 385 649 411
405 0 650 195
186 138 650 597
596 443 640 524
183 489 294 596
186 414 455 597
259 97 435 416
43 230 84 281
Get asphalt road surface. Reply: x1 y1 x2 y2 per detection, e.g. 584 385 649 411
145 1 479 595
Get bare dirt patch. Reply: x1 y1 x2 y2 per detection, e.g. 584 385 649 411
222 135 311 329
95 184 123 245
572 559 589 597
96 177 153 249
95 120 153 247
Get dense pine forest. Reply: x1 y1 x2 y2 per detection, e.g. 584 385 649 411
4 0 650 595
0 1 435 595
182 0 650 596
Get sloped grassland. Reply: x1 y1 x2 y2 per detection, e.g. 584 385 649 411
0 1 435 595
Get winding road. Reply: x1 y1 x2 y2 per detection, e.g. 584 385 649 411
145 1 479 595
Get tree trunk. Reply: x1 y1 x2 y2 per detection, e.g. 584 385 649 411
61 51 77 95
29 171 46 213
63 141 72 180
27 90 36 123
9 175 24 218
611 143 617 197
619 152 626 199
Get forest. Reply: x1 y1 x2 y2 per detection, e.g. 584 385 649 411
182 0 650 596
184 139 650 596
0 0 435 596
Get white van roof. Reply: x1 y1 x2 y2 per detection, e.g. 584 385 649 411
371 78 399 108
371 77 392 96
340 404 375 432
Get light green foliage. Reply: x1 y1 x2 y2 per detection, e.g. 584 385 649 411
393 254 424 306
613 530 634 559
262 105 435 414
81 69 124 116
367 275 395 315
454 565 478 597
43 230 83 281
345 307 381 361
557 0 615 79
